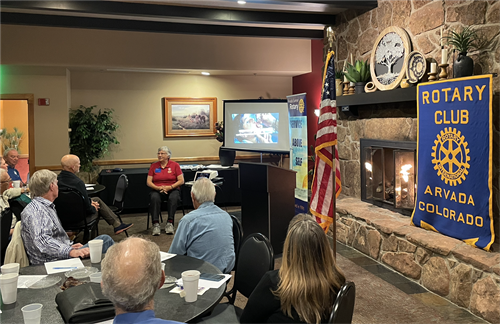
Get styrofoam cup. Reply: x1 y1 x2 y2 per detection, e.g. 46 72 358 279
89 272 102 283
12 180 21 189
181 270 200 302
88 239 103 263
0 273 19 304
1 263 20 275
21 303 43 324
161 263 165 272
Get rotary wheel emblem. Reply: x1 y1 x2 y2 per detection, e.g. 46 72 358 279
431 127 470 186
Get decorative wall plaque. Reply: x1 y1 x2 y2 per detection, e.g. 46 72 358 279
406 51 426 84
370 26 412 91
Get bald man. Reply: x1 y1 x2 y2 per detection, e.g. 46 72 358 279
101 237 184 324
57 154 133 235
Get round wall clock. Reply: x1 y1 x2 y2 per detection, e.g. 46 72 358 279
370 26 412 91
406 51 426 84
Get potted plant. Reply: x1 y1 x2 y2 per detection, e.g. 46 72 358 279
215 121 235 166
344 59 371 94
69 105 119 180
442 26 485 78
0 127 23 152
335 69 344 96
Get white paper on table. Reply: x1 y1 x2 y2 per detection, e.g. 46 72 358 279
94 319 114 324
45 258 85 274
160 251 176 261
169 286 210 296
86 187 95 190
85 184 96 187
18 275 47 288
176 274 231 289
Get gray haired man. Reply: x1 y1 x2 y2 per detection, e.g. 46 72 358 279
168 178 235 273
101 236 184 324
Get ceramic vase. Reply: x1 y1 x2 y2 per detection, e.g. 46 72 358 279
453 52 473 78
335 79 343 96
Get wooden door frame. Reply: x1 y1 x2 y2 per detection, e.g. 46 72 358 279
0 94 35 178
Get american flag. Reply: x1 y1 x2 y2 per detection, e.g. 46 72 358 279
310 51 341 232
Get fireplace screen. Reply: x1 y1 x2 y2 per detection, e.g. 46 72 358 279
361 139 416 215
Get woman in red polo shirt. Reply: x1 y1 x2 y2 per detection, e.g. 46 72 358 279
146 146 184 236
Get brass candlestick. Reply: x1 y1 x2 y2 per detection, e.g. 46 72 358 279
343 81 350 95
428 72 437 82
438 63 449 80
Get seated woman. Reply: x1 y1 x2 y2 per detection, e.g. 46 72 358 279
0 168 30 236
240 218 346 324
146 146 184 236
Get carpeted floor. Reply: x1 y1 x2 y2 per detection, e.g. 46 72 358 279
90 208 488 324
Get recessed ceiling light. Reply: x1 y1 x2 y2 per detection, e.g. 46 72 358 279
201 72 210 76
237 1 246 5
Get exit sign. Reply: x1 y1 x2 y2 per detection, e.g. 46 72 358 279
38 98 50 106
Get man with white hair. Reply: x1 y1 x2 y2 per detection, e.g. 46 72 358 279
58 154 133 235
21 169 114 265
3 148 22 182
101 236 184 324
168 178 235 273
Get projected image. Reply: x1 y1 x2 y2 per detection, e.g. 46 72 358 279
232 113 279 144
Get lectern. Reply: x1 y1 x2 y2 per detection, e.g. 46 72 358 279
239 162 296 254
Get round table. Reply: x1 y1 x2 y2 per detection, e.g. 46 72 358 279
86 184 106 197
0 255 225 323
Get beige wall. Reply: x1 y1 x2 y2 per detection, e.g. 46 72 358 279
71 71 292 160
0 68 70 166
0 100 29 155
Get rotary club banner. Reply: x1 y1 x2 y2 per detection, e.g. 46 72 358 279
411 75 494 251
287 93 308 214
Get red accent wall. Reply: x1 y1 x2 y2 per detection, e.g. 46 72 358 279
292 39 323 170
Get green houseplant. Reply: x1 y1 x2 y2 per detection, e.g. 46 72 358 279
442 26 488 78
344 60 371 94
69 105 119 173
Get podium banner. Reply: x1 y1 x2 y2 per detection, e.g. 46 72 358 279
411 75 494 250
287 93 308 214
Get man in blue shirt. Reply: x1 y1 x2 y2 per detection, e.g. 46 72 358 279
169 178 235 273
3 148 22 182
101 237 184 324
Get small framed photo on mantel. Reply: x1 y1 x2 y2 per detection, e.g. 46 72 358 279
163 97 217 138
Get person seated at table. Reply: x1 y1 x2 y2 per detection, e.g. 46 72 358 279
147 146 184 236
102 236 184 324
0 168 30 236
57 154 133 235
0 156 8 170
168 177 234 274
3 148 23 182
21 169 115 265
240 218 346 324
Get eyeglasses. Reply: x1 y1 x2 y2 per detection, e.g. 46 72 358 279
0 179 11 184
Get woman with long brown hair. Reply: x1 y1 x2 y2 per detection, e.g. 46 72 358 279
240 218 346 324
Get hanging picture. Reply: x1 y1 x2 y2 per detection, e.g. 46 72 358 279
370 26 412 91
163 97 217 138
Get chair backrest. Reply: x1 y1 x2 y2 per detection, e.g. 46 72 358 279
230 214 243 262
112 174 129 212
8 199 28 221
54 187 88 230
1 208 13 265
233 233 274 300
328 281 356 324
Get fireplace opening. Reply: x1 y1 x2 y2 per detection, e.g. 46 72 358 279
360 139 417 216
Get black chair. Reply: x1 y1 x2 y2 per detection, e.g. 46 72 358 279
7 199 27 223
1 208 13 265
54 187 99 244
108 174 130 237
198 233 274 323
328 281 356 324
230 214 243 272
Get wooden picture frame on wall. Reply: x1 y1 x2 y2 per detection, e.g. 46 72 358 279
163 97 217 138
370 26 412 91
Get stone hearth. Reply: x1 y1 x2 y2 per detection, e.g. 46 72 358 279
331 196 500 323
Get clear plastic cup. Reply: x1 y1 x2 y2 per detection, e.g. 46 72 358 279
21 303 43 324
181 270 200 302
89 272 102 283
0 273 19 304
88 239 103 263
1 263 20 275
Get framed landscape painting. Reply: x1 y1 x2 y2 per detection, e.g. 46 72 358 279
163 97 217 138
